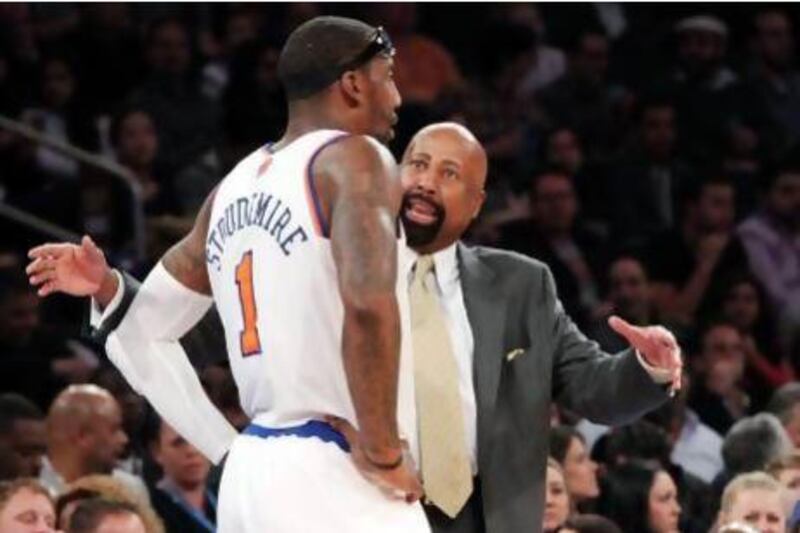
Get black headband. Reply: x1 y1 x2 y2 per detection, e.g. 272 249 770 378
286 26 395 99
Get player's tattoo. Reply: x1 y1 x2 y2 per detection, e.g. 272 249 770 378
319 136 404 454
162 188 218 295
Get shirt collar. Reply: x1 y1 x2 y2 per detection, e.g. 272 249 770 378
39 456 66 495
403 242 460 291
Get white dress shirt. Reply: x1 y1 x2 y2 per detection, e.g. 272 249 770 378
671 409 724 483
403 243 478 474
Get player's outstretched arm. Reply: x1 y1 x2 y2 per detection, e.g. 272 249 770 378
27 190 238 463
316 135 422 501
29 189 217 341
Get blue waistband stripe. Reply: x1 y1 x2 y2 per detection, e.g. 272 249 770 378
243 420 350 453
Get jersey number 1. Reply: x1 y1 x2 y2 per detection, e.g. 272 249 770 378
235 251 262 357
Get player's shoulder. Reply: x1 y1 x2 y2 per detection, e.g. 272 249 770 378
314 133 394 172
459 243 550 279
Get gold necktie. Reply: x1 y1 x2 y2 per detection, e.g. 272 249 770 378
410 255 473 518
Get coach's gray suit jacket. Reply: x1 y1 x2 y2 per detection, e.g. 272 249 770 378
444 243 670 533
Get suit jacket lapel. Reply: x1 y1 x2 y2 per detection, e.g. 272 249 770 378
458 243 505 461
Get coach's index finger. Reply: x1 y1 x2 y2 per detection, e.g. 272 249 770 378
28 242 73 259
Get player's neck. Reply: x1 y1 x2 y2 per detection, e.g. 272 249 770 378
277 102 352 148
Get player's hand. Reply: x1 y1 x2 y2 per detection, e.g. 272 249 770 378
325 416 423 503
27 235 111 297
609 315 683 393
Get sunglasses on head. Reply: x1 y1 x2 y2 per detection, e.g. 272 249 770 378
339 26 395 72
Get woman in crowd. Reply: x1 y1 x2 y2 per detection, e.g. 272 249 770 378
544 458 571 533
550 426 600 510
708 273 794 408
717 472 786 533
561 514 622 533
597 461 681 533
55 475 163 533
0 478 58 533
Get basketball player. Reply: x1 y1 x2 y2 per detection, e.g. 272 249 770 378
28 17 429 532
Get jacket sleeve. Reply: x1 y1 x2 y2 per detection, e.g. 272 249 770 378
545 266 669 425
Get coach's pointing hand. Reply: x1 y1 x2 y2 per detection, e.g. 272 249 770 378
326 416 424 503
609 315 683 393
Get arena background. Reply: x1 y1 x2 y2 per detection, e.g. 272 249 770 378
1 3 800 532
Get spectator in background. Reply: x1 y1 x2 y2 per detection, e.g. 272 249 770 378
67 4 143 117
549 426 599 511
717 472 786 533
744 9 800 153
541 126 610 233
0 4 39 77
767 383 800 449
0 269 96 410
463 19 541 183
500 171 607 326
502 4 566 95
597 461 681 533
704 273 793 409
56 475 163 533
56 476 162 533
599 421 713 533
611 99 697 247
645 375 724 484
587 255 659 353
0 393 46 480
201 7 261 102
20 54 99 179
91 367 147 479
717 413 792 510
67 499 146 533
371 3 462 106
766 452 800 530
722 413 793 476
40 385 146 501
697 322 751 428
129 17 221 213
561 514 622 533
222 39 286 163
645 177 749 326
689 322 749 435
538 30 630 166
145 414 215 533
737 159 800 357
110 108 175 216
0 478 57 533
665 16 743 163
543 458 571 533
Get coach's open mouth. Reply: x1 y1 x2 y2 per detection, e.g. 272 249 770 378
404 196 442 226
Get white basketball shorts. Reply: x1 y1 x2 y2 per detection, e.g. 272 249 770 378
216 422 431 532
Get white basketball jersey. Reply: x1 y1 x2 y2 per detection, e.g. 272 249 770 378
205 130 417 454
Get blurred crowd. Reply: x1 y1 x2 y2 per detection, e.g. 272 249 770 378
0 3 800 532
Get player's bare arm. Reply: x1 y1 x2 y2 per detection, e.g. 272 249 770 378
159 187 217 296
315 135 404 460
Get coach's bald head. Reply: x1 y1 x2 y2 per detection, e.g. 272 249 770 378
400 122 487 253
